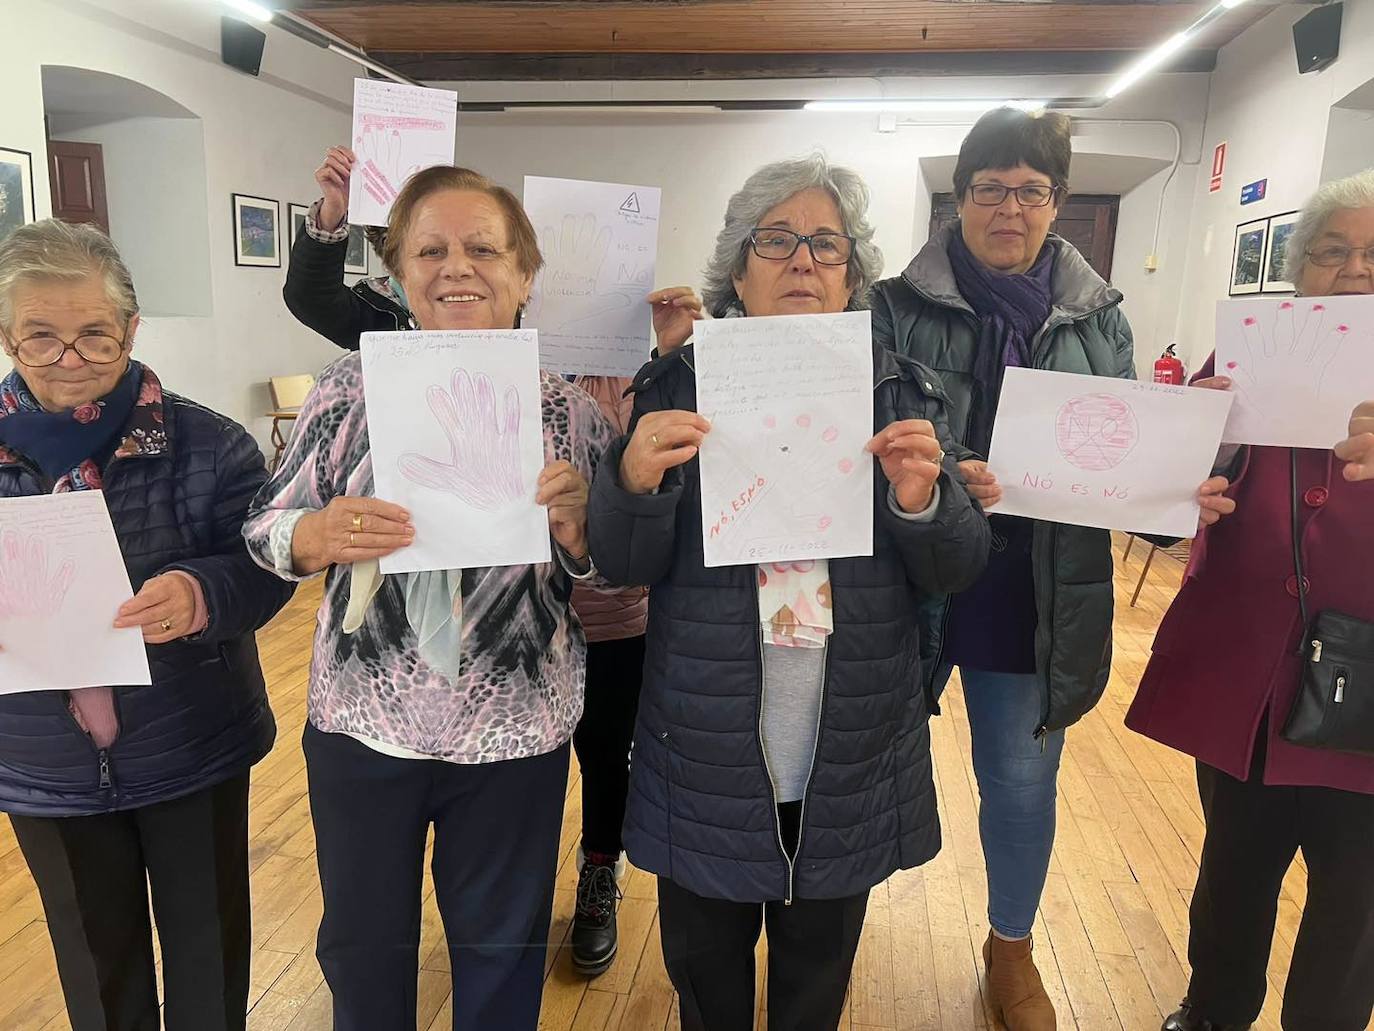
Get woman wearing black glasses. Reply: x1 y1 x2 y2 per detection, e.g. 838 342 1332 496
0 219 292 1030
871 108 1230 1030
587 154 990 1031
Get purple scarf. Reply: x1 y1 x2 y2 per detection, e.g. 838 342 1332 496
947 229 1054 454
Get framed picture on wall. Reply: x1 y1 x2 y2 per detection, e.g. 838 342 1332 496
232 193 281 268
287 202 310 252
344 224 369 275
1262 210 1301 293
1230 218 1268 296
0 147 35 244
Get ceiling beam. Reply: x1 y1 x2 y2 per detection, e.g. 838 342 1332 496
369 48 1219 81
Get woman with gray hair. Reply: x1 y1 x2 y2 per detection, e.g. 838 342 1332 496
1129 168 1374 1031
588 154 990 1030
0 219 292 1030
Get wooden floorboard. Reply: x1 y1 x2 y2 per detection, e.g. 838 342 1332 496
4 533 1368 1030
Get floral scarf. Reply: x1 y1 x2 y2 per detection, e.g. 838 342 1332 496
758 559 833 649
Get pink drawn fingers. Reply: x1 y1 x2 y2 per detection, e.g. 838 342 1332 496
1272 300 1295 358
1294 302 1327 362
1239 316 1265 368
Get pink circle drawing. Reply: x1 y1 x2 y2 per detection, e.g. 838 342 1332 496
1054 393 1139 472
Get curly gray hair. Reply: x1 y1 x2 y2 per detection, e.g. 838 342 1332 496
1286 167 1374 284
0 219 139 329
701 154 883 317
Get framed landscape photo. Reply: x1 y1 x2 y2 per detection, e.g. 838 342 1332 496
344 223 369 275
233 193 281 268
1261 210 1300 293
287 202 310 252
0 147 35 244
1230 218 1267 296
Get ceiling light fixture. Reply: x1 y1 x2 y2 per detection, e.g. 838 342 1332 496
1102 0 1252 99
803 98 1047 114
221 0 273 23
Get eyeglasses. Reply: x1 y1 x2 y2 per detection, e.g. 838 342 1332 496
5 326 130 368
1306 244 1374 268
966 183 1062 208
748 228 855 265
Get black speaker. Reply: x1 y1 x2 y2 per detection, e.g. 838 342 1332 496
1293 3 1342 74
221 16 266 77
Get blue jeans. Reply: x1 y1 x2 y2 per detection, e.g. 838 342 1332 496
934 665 1066 939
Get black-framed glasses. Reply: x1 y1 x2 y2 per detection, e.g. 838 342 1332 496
5 326 130 368
966 183 1062 208
1306 244 1374 268
748 228 855 265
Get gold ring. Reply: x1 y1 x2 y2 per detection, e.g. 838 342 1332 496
160 619 172 632
349 531 356 547
352 513 364 532
651 434 659 447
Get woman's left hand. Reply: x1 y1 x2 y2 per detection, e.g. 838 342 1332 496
114 574 198 644
537 460 590 559
1196 475 1236 528
867 419 944 514
1334 400 1374 481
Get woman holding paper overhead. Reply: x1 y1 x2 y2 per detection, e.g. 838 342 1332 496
284 144 704 977
587 154 990 1031
1127 168 1374 1031
243 165 617 1031
870 106 1232 1029
0 219 293 1031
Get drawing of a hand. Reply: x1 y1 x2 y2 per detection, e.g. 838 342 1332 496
528 213 632 328
1226 300 1349 402
745 412 857 535
399 369 526 509
353 125 420 209
0 530 75 622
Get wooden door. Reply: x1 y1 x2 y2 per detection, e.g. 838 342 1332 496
929 192 1120 283
47 141 109 233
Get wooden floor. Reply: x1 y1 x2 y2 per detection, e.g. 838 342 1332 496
1 534 1365 1031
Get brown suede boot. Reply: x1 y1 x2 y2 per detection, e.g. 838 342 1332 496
983 930 1056 1030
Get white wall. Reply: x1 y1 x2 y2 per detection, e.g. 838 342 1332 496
1322 106 1374 182
1172 0 1374 372
1 0 360 449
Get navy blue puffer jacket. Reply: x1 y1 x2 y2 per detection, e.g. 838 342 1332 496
0 389 294 817
589 343 990 903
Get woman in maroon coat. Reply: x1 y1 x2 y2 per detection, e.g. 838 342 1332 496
1128 168 1374 1031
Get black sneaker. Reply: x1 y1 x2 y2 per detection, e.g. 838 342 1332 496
571 858 622 976
1162 1000 1252 1031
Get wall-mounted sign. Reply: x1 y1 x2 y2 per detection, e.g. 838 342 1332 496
1240 178 1268 205
1209 142 1227 193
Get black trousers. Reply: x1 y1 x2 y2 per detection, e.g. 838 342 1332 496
1187 738 1374 1029
302 723 568 1031
656 859 869 1031
10 773 252 1031
572 634 645 857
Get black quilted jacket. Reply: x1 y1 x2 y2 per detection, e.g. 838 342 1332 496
0 392 293 816
588 342 990 903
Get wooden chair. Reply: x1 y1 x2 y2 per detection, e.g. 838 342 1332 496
1123 533 1192 607
267 374 315 471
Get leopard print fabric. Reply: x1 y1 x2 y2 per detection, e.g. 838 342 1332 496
242 352 614 763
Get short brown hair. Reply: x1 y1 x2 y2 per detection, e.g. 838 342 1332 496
952 108 1072 200
380 166 543 281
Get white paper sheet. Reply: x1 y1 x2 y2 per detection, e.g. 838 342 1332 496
987 368 1234 538
0 492 150 693
348 79 458 227
695 312 874 568
1215 295 1374 449
361 330 551 573
522 176 661 376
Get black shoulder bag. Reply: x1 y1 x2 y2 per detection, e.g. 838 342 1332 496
1280 449 1374 755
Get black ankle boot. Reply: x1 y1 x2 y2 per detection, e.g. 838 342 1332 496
571 857 621 976
1162 1000 1252 1031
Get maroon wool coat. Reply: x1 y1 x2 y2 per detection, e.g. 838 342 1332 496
1126 366 1374 795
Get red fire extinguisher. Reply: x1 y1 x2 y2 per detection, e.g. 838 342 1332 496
1153 344 1185 385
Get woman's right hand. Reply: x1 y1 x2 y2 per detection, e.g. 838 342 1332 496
315 146 356 233
957 459 1002 509
620 411 711 495
1191 374 1232 392
292 496 414 576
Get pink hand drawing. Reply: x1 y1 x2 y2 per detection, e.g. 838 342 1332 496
732 412 853 538
1054 393 1139 471
527 213 632 328
398 369 526 509
0 530 76 622
1226 301 1349 401
353 124 421 209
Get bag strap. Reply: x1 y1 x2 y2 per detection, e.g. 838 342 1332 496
1290 448 1311 638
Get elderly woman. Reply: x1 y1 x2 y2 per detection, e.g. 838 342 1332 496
243 165 615 1030
280 146 702 976
871 107 1231 1028
587 154 990 1031
0 220 292 1031
1128 169 1374 1031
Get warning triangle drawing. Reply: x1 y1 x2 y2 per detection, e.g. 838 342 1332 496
619 192 641 214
